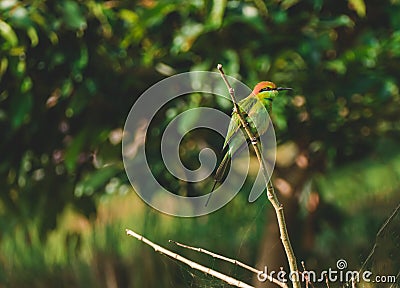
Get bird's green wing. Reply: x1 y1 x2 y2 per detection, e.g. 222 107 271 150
208 95 266 202
222 96 257 151
247 98 271 137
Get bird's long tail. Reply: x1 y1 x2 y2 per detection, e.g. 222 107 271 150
205 152 231 206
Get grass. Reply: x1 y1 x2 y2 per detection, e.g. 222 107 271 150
2 146 400 287
0 189 268 287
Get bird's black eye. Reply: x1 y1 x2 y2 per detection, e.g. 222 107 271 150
260 86 275 92
260 87 273 92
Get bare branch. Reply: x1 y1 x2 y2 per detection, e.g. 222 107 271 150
325 274 330 288
359 202 400 273
301 261 315 288
170 239 288 288
351 278 357 288
126 229 254 288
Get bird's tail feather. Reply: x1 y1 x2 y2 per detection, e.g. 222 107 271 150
215 152 231 182
205 152 231 206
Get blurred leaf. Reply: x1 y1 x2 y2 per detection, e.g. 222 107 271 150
206 0 226 29
59 0 86 30
119 9 144 47
221 49 240 76
0 19 18 47
272 10 288 24
20 76 33 93
75 165 120 197
281 0 299 10
60 79 73 98
67 88 91 115
73 45 88 71
0 0 17 10
9 6 31 27
326 59 346 74
316 14 354 29
64 131 86 173
9 93 32 129
348 0 366 17
27 26 39 47
0 57 8 79
172 22 204 53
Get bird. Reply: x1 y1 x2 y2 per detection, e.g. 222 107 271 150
206 81 292 206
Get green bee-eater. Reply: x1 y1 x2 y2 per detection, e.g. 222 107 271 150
206 81 291 205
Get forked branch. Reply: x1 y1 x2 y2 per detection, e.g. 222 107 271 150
170 239 288 288
126 229 254 288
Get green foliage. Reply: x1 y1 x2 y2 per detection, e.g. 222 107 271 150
1 0 400 286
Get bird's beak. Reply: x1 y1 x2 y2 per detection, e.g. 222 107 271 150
276 87 293 91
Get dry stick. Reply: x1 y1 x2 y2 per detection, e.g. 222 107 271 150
301 261 315 288
126 229 254 288
170 239 289 288
217 64 300 288
352 202 400 287
358 202 400 274
301 261 308 288
324 274 330 288
351 277 357 288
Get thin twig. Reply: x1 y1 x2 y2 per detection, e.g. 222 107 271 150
301 261 315 288
351 277 356 288
217 64 300 288
358 202 400 274
126 229 254 288
301 261 308 288
170 239 288 288
349 202 400 287
325 274 330 288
